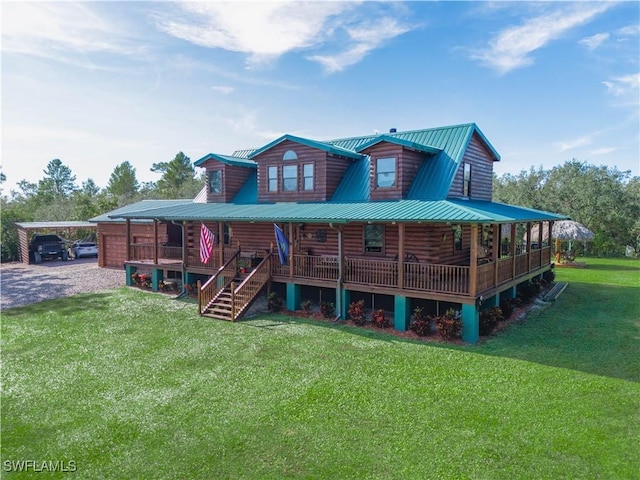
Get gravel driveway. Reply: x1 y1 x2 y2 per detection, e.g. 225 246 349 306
0 259 125 310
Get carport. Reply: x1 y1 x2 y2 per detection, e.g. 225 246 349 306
16 221 97 264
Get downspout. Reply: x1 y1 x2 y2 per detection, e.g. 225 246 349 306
171 220 188 299
329 222 342 322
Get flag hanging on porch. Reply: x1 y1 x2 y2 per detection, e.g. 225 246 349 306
274 224 289 266
200 223 214 264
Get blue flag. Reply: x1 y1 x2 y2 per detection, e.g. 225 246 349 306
274 224 289 265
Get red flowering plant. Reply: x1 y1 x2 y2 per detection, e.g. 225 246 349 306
131 272 151 288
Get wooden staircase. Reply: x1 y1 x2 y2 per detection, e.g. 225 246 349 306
198 254 272 322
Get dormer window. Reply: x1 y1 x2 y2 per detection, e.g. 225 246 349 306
376 157 396 188
282 165 297 191
208 170 222 194
268 166 278 192
283 150 298 161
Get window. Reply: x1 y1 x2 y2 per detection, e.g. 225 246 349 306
364 224 384 253
223 222 231 245
453 225 463 252
303 163 314 191
268 166 278 192
208 170 222 194
376 157 396 188
283 149 298 161
463 163 471 197
282 165 297 192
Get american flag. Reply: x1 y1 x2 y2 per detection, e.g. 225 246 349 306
200 223 214 264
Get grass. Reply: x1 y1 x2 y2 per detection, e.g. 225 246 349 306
2 258 638 479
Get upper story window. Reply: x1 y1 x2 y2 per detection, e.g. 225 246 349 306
364 224 384 253
282 165 298 192
268 166 278 192
303 163 314 191
208 170 222 194
376 157 396 188
463 163 471 197
283 150 298 161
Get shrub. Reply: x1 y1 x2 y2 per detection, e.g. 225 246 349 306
518 280 541 303
347 300 366 325
301 299 313 315
434 308 462 341
409 307 431 336
499 298 515 319
543 269 555 283
267 292 283 313
479 306 504 336
320 301 335 319
371 309 390 328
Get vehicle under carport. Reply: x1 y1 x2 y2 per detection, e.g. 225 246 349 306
16 221 97 264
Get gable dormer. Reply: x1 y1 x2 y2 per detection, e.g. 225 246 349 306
248 135 365 203
355 135 440 201
193 153 256 203
446 131 500 201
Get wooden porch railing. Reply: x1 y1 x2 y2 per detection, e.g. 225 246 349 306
129 243 154 261
345 257 398 288
198 251 240 314
229 255 272 321
403 262 470 295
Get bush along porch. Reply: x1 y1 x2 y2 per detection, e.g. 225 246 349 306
98 123 567 343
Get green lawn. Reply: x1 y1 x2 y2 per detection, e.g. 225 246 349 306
2 258 639 479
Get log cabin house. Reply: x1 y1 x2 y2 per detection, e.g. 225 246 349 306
93 123 566 343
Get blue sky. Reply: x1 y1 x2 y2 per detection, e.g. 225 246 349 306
2 1 639 195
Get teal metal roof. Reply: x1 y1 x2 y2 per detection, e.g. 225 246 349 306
16 221 96 229
232 149 256 159
331 157 370 202
109 199 567 224
91 199 194 223
232 171 258 204
194 153 256 168
247 134 366 161
355 135 442 155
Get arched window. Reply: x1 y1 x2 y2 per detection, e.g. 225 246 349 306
283 150 298 161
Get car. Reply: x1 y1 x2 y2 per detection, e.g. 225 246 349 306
29 234 68 263
72 240 98 259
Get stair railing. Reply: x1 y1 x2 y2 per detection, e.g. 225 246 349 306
230 254 272 321
198 250 240 315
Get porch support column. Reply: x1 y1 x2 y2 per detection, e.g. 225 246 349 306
125 265 137 286
286 283 301 311
184 272 196 290
218 221 225 265
288 222 294 278
126 219 131 261
485 294 499 308
394 295 410 331
152 268 163 292
340 289 351 320
469 224 478 298
510 223 516 280
526 222 532 272
182 221 188 268
398 223 405 290
153 219 159 265
493 224 500 287
461 303 479 344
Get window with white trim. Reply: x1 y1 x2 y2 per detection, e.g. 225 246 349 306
208 170 222 194
303 163 314 191
376 157 396 188
268 166 278 192
282 165 297 192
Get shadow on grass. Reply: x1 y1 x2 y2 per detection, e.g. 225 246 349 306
2 291 114 318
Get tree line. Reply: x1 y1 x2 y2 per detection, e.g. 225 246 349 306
493 159 640 256
1 152 204 261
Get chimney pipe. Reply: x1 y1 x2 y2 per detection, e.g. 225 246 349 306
389 128 397 133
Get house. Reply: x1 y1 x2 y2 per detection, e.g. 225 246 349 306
94 123 567 343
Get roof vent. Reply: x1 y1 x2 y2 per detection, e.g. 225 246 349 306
389 128 397 133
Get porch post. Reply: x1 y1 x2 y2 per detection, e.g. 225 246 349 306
125 265 137 286
286 283 300 311
510 223 516 280
153 219 159 265
526 222 532 271
398 223 405 290
493 224 499 287
469 224 478 298
125 219 131 262
548 221 554 264
461 303 479 344
218 221 225 265
288 222 294 278
182 221 188 267
394 295 410 331
152 268 163 291
340 289 351 320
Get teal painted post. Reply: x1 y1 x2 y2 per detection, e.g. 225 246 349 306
485 295 499 308
394 295 410 331
152 269 164 292
184 272 196 288
286 283 301 311
461 304 479 344
341 289 351 320
125 265 137 286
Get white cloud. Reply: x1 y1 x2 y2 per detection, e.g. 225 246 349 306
212 86 235 95
553 136 592 153
1 2 146 62
471 3 613 74
590 147 616 155
602 73 640 97
155 1 413 73
579 32 610 51
616 24 640 37
308 17 411 73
